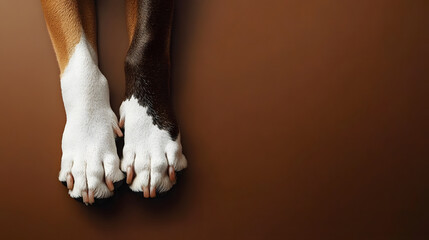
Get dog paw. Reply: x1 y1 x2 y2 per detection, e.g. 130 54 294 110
59 107 125 204
119 96 187 198
58 47 125 204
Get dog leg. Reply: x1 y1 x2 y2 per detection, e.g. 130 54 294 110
120 0 187 198
41 0 124 204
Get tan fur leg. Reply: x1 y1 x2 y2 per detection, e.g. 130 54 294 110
125 0 138 45
41 0 97 74
41 0 125 204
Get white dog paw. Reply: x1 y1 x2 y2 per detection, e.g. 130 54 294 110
58 107 125 204
119 96 187 198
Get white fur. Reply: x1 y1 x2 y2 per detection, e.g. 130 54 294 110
120 96 187 193
58 34 124 199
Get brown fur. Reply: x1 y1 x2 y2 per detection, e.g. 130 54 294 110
125 0 139 45
41 0 97 74
78 0 97 52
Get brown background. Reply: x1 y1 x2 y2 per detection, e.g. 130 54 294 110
0 0 428 239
